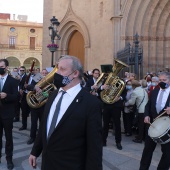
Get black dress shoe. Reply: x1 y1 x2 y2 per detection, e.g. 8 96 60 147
103 142 106 147
132 139 142 143
19 127 26 131
116 143 122 150
126 133 132 136
13 118 19 122
7 159 14 169
27 138 35 145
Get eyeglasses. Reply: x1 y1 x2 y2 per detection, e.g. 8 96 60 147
20 70 25 71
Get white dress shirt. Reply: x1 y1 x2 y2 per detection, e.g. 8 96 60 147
47 83 82 137
156 87 170 111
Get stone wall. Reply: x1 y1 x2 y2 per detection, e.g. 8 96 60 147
43 0 115 71
43 0 170 74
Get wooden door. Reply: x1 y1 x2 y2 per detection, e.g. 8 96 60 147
68 31 85 66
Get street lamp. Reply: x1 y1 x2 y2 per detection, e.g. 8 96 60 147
48 16 61 67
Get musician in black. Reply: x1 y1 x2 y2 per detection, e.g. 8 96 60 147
0 59 18 169
13 66 26 122
26 72 44 145
102 85 126 150
19 68 36 130
85 68 100 97
140 72 170 170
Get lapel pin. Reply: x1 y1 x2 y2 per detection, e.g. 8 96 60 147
76 99 79 102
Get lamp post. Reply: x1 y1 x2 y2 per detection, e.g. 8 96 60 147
48 16 61 67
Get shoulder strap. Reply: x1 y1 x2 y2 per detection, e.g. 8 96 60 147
137 89 145 109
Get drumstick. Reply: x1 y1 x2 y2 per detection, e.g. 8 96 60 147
148 122 154 128
154 111 167 121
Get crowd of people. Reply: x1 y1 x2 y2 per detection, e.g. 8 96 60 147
0 56 170 169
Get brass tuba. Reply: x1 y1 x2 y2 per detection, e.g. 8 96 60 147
26 66 58 108
100 58 128 104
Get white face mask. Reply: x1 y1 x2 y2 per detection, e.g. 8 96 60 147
151 82 156 87
126 85 132 90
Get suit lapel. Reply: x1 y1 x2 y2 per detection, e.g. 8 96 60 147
153 88 159 113
162 91 170 111
55 89 84 130
2 75 10 91
153 88 159 105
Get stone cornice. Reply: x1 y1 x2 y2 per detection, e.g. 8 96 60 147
122 36 170 41
0 20 42 28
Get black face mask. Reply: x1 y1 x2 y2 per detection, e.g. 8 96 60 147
159 82 169 89
53 72 74 88
0 68 6 75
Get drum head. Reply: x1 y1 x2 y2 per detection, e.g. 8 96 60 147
149 116 170 138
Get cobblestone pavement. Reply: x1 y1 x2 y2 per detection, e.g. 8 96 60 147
0 117 161 170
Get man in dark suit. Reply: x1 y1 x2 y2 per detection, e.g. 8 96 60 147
0 59 18 169
102 86 126 150
25 72 44 145
29 55 103 170
19 68 36 130
85 68 100 96
140 72 170 170
13 66 27 122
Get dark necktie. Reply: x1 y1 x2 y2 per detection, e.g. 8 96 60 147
156 90 165 114
48 90 66 140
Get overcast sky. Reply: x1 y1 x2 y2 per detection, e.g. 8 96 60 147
0 0 43 23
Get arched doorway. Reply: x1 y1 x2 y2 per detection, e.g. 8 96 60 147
23 57 40 72
6 57 21 71
68 31 85 66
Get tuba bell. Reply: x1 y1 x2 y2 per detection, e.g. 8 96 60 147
26 66 58 108
100 58 128 104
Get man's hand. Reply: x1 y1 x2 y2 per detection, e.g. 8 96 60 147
34 86 42 94
102 84 109 90
164 107 170 115
114 96 120 102
91 85 98 90
0 92 7 99
144 116 150 124
19 89 23 95
24 83 28 88
29 154 37 169
91 91 97 96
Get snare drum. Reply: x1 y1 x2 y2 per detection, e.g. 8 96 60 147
148 116 170 144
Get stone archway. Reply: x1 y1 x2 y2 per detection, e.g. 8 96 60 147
23 57 40 71
57 2 90 70
6 57 21 70
117 0 170 73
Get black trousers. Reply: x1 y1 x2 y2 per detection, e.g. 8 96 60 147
30 106 44 139
123 111 134 134
14 94 21 120
140 129 170 170
20 93 30 128
103 106 122 143
0 118 13 160
136 113 145 140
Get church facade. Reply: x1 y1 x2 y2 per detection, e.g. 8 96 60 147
42 0 170 74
